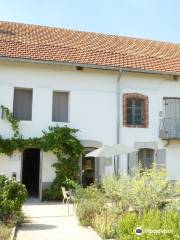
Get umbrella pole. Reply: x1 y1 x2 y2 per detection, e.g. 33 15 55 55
117 155 119 169
114 155 120 175
114 156 116 175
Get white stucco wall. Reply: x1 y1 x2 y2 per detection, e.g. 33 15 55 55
0 61 117 183
0 152 21 181
0 61 117 143
119 72 180 180
42 152 57 183
165 141 180 180
0 61 180 182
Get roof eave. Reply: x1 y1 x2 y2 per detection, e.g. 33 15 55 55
0 56 180 76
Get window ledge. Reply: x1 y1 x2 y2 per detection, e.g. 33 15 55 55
18 120 32 122
124 124 148 128
52 121 71 124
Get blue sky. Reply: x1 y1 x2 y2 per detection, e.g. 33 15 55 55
0 0 179 43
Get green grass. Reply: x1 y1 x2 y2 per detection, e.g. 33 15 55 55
0 223 12 240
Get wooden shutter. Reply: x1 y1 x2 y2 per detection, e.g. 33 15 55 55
13 89 32 120
128 151 138 175
52 92 68 122
164 98 180 138
164 98 180 119
156 149 166 169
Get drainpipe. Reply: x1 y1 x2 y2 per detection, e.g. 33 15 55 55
115 69 122 173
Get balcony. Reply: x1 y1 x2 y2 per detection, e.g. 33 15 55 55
159 118 180 139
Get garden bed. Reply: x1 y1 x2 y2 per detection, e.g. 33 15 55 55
75 168 180 239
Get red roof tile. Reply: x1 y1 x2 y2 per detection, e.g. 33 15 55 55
0 21 180 74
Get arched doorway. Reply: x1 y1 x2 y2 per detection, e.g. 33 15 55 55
81 148 96 187
80 140 102 187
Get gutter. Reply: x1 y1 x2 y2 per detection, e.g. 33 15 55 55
115 69 122 172
0 56 180 77
116 69 122 145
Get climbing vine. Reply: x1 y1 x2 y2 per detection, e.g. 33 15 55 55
0 106 84 198
0 105 83 155
0 105 21 138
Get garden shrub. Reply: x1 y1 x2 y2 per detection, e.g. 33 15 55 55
75 185 105 226
102 168 174 214
42 178 80 201
75 169 180 239
165 199 180 213
0 175 27 224
42 188 56 201
42 182 65 201
129 168 173 213
63 178 80 190
118 209 180 240
92 208 119 239
102 174 131 213
174 181 180 197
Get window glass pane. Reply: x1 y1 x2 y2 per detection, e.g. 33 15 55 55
127 99 133 124
13 88 32 121
52 92 69 122
135 112 143 124
126 98 144 125
135 99 144 124
134 99 142 108
127 99 133 107
127 108 133 124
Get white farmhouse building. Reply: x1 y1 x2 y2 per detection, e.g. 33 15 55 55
0 21 180 199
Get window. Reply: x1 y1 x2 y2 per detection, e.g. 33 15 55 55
127 99 144 125
13 88 32 121
123 93 149 128
138 148 154 169
52 91 69 122
128 148 165 175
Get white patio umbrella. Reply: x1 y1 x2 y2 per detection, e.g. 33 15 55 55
85 145 114 158
112 144 133 155
85 144 133 158
85 144 134 174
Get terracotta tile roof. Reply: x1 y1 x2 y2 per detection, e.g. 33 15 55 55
0 21 180 74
